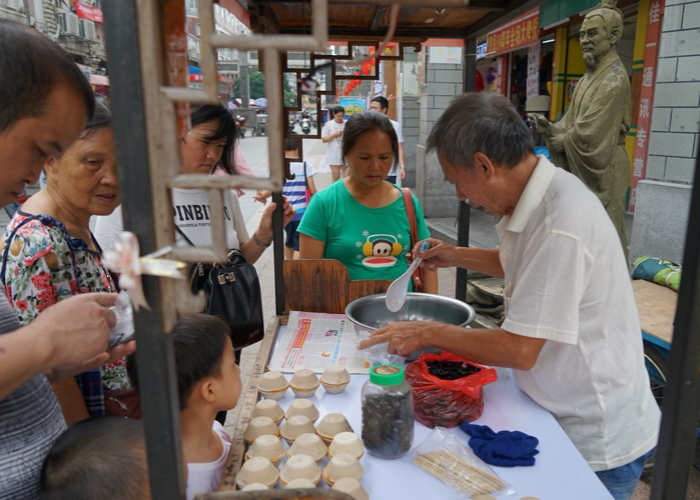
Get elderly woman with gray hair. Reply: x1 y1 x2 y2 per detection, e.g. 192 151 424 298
0 98 128 423
299 111 437 293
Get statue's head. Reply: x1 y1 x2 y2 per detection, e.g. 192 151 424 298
581 0 624 70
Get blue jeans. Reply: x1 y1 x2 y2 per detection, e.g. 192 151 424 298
284 219 301 251
385 175 397 184
595 448 655 500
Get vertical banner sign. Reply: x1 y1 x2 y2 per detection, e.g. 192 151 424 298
527 44 541 100
629 0 665 212
486 8 540 57
400 61 420 97
497 57 506 95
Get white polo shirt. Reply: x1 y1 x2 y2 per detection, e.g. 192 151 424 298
496 155 660 471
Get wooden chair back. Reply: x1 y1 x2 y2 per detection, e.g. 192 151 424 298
283 259 392 314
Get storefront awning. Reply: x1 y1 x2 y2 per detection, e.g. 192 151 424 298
539 0 599 30
486 8 540 57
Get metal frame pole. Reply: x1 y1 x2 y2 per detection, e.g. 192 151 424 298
650 148 700 499
456 37 477 302
272 192 286 315
102 3 186 499
456 201 471 302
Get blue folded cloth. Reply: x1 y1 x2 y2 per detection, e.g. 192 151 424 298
459 422 539 467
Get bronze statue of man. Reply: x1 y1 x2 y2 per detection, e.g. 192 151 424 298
530 0 630 250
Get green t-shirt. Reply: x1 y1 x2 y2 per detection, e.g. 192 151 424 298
298 180 431 284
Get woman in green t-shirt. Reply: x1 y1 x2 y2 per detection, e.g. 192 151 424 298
298 111 437 293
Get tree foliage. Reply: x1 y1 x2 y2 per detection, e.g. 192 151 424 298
233 70 299 106
233 71 265 99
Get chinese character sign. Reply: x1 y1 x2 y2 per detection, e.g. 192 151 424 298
487 9 539 57
527 44 541 100
476 42 488 60
428 47 464 65
629 0 664 212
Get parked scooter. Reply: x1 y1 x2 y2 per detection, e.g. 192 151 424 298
301 117 311 134
236 115 246 139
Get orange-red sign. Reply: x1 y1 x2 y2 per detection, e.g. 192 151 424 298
487 8 539 57
73 1 103 23
629 0 665 212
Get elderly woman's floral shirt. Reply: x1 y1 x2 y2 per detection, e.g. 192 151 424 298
1 212 127 416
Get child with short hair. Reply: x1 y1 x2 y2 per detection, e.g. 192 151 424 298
128 314 242 500
255 138 317 259
40 417 150 500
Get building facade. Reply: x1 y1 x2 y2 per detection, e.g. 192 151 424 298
1 0 107 80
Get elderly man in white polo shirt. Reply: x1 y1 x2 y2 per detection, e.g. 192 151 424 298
359 92 660 500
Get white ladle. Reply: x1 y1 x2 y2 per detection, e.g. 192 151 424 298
385 241 431 312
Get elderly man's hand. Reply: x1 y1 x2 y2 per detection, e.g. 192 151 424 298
411 238 460 271
357 321 441 358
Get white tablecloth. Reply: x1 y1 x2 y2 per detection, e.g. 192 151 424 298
270 325 613 499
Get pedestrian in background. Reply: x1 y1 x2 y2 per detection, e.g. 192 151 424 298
321 106 346 183
369 96 405 184
255 138 317 260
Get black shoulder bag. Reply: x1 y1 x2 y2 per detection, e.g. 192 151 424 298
177 228 264 350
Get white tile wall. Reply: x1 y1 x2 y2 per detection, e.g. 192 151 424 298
648 130 696 156
647 0 700 185
663 4 685 30
675 55 700 81
658 29 700 57
656 56 678 82
671 107 700 133
682 1 700 28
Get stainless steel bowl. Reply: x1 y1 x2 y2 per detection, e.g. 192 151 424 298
345 293 476 331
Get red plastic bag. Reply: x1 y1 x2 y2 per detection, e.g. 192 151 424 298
405 352 497 428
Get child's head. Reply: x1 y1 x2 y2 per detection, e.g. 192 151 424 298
128 314 241 413
285 138 299 158
41 417 150 500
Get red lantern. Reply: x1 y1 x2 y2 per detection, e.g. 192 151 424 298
361 61 371 75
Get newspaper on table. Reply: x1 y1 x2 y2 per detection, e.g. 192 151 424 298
268 311 371 374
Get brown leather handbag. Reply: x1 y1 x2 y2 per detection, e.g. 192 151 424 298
402 187 424 292
104 387 142 419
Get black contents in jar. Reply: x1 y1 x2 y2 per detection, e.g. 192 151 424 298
427 360 481 380
362 391 414 459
